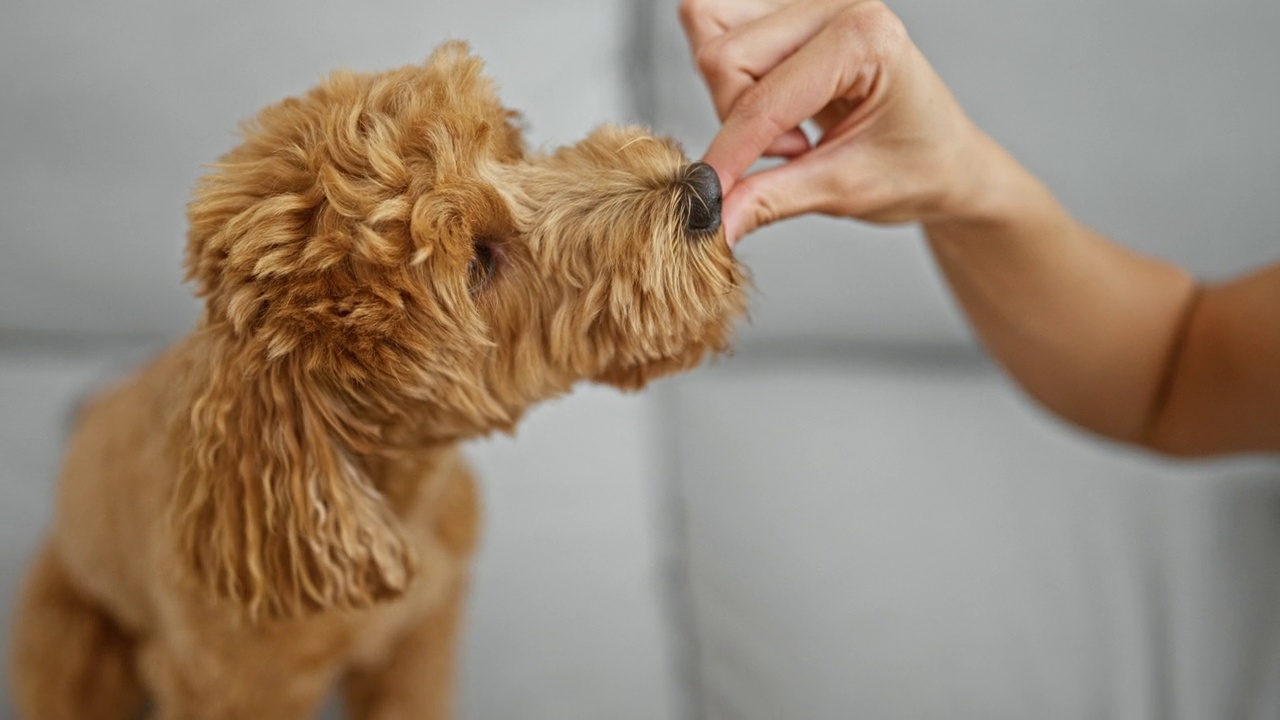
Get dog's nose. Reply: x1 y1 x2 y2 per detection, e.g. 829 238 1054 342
681 162 722 236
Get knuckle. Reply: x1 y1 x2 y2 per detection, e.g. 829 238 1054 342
752 192 780 230
695 38 751 120
737 178 777 228
693 37 732 78
728 87 788 150
868 5 910 52
675 0 706 18
732 84 771 122
678 0 706 15
678 0 716 33
677 0 699 29
832 2 909 56
826 10 865 49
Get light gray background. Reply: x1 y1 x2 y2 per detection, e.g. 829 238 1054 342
3 0 1280 718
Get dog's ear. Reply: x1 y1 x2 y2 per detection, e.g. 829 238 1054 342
168 337 413 620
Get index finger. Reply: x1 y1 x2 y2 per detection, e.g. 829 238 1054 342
694 0 847 123
702 4 886 190
678 0 784 52
702 45 846 189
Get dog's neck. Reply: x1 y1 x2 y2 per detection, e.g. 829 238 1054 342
360 442 461 516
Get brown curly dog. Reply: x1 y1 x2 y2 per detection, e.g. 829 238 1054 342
9 41 745 720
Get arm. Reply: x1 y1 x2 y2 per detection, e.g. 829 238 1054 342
1148 262 1280 455
925 135 1280 455
681 0 1280 456
922 135 1198 447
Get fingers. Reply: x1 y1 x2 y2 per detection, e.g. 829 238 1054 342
683 0 918 241
683 0 839 185
721 150 841 243
714 5 911 242
763 128 811 157
703 6 885 189
693 0 847 123
678 0 791 54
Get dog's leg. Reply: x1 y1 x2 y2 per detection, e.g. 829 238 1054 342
344 461 479 720
9 542 146 720
342 581 468 720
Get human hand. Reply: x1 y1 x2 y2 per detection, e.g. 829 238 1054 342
679 0 991 244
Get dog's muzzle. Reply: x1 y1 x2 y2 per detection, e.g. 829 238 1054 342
681 162 722 237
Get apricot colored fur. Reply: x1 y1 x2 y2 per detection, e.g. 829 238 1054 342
9 42 745 719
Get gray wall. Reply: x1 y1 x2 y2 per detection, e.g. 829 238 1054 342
0 0 632 338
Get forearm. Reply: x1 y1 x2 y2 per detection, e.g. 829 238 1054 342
923 131 1199 445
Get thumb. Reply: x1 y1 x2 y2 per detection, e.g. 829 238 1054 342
721 152 841 244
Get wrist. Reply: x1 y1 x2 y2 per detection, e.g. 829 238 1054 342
923 124 1049 233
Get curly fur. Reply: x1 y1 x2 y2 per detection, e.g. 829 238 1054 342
9 42 745 719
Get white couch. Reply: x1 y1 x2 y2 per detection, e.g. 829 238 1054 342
3 1 1279 718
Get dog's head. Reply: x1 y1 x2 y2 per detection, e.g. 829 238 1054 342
172 42 746 619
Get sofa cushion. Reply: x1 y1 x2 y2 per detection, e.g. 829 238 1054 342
665 357 1280 719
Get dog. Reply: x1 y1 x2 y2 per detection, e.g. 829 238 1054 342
9 42 745 719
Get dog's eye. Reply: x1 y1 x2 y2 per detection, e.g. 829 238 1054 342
467 242 496 293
